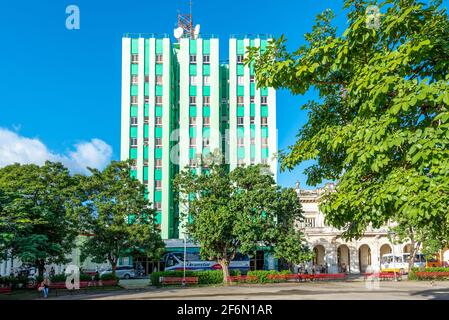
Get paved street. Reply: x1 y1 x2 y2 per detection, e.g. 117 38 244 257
51 280 449 300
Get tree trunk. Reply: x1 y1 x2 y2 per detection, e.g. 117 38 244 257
219 259 230 285
37 260 45 277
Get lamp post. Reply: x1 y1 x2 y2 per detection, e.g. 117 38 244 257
183 236 187 286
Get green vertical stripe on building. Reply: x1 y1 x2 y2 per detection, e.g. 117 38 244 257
189 148 196 159
130 127 138 138
237 65 244 76
155 106 163 117
237 127 244 138
131 64 139 75
144 124 149 138
203 40 210 54
144 104 149 117
145 83 149 96
262 148 269 158
130 169 137 179
155 212 162 225
144 39 150 75
237 40 245 54
131 39 139 54
189 39 197 54
154 169 162 180
130 148 138 159
154 191 162 202
189 127 196 137
155 148 162 159
237 85 244 96
189 86 197 96
250 145 256 158
237 106 244 117
203 86 210 96
189 64 197 75
156 85 163 96
155 39 163 54
250 83 255 96
250 124 256 138
144 146 149 160
189 106 197 116
130 106 138 117
250 104 255 117
203 106 210 117
130 85 138 96
203 64 210 75
156 64 163 75
202 148 210 156
261 127 269 138
261 87 268 96
203 127 210 138
237 147 245 159
143 166 149 180
155 127 162 138
261 106 269 117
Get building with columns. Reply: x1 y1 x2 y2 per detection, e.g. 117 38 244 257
296 183 410 274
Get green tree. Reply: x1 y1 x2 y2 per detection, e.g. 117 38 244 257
0 162 82 276
174 163 309 284
79 161 165 277
247 0 449 242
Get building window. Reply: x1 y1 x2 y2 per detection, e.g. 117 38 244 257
262 137 268 146
203 55 210 64
190 55 197 63
155 159 162 167
237 76 244 86
155 138 162 147
203 117 210 126
189 117 196 126
155 117 162 126
203 76 210 86
130 117 138 126
203 138 210 147
144 137 149 145
130 138 137 146
261 158 268 164
131 75 138 85
156 54 163 63
261 117 268 126
250 96 255 103
156 75 163 85
144 96 149 104
237 55 244 63
250 137 255 145
189 96 196 105
261 96 268 105
203 96 210 105
237 137 244 146
155 96 163 105
237 159 245 167
189 159 197 168
250 75 255 83
144 116 149 123
237 96 244 105
155 180 162 189
131 96 138 105
189 138 196 146
250 158 256 165
190 76 197 85
154 201 162 210
145 75 150 83
237 117 244 125
250 116 255 124
131 54 139 64
304 218 316 228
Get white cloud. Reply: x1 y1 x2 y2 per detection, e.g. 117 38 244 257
0 127 113 174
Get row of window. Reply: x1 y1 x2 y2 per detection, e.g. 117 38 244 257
237 116 268 125
131 75 163 85
189 117 210 126
190 75 211 86
131 96 163 105
189 55 210 64
237 96 268 105
237 158 269 167
130 137 163 147
130 116 162 126
131 54 163 64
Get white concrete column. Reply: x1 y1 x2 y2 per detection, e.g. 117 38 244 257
120 38 131 161
228 39 237 170
243 38 251 165
137 38 145 182
196 39 203 166
254 39 262 164
209 38 220 153
148 38 156 201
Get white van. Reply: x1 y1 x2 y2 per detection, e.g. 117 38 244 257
380 253 426 273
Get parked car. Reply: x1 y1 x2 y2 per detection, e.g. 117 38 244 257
100 265 135 279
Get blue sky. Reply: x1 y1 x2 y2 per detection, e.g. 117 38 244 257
1 0 444 187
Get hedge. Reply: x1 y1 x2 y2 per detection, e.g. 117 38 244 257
100 274 119 281
247 270 291 283
409 267 449 280
150 270 241 286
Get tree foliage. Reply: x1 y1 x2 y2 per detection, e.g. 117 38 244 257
174 164 310 284
79 161 164 276
247 0 449 240
0 162 81 275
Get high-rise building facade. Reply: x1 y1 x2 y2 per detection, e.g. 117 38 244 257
121 33 277 240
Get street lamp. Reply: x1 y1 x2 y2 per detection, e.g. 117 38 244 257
183 235 187 286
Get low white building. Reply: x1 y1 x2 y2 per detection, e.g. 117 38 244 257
296 183 411 274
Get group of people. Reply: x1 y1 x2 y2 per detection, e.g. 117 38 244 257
295 263 329 275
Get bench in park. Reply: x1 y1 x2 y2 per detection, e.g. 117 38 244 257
0 286 12 294
363 272 402 281
160 277 199 286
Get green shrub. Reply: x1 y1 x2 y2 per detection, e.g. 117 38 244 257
49 273 93 283
247 270 291 284
150 269 241 286
409 267 449 281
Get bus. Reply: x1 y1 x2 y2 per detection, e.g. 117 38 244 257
162 251 250 274
380 253 428 273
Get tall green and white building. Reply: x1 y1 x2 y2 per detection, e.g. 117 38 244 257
121 33 277 240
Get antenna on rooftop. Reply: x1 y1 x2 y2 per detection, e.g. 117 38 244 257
176 0 195 39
